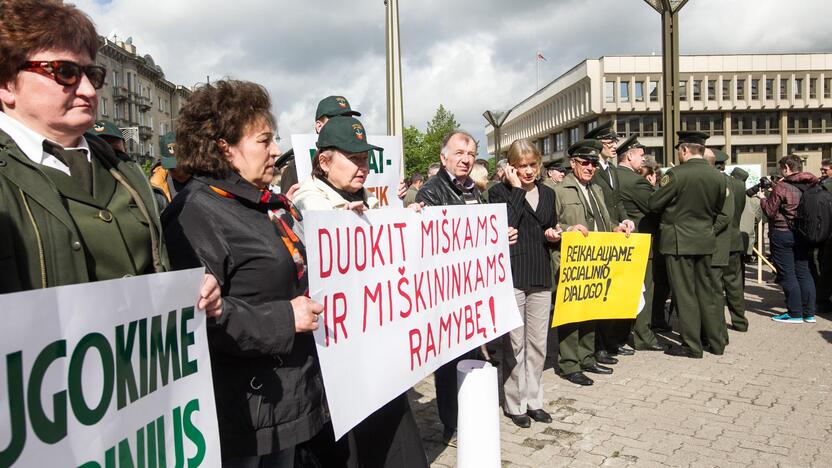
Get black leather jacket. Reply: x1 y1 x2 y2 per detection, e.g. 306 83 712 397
415 167 484 206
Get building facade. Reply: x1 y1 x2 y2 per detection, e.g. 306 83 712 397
94 37 191 165
486 54 832 175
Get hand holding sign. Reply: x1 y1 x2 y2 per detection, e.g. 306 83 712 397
198 273 223 318
293 295 325 332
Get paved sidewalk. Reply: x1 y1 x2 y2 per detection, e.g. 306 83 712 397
409 270 832 467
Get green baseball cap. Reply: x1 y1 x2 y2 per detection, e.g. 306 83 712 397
91 120 123 140
316 116 382 153
159 131 177 169
315 95 361 121
567 139 603 160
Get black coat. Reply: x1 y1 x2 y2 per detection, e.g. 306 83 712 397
415 167 484 206
162 173 327 457
488 181 558 289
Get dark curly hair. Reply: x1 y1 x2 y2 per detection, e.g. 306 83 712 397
175 79 275 178
0 0 100 86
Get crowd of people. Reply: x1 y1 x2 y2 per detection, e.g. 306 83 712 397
2 1 832 467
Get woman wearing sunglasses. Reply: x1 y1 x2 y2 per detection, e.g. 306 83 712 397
0 1 194 300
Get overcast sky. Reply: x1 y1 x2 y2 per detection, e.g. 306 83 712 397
79 0 832 157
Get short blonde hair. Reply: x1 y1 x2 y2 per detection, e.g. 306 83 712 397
506 139 542 177
469 164 489 192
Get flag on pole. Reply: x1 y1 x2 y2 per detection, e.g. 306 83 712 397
536 52 547 62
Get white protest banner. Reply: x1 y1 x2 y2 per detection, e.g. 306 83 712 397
0 268 221 467
303 205 522 438
725 164 763 189
290 134 403 208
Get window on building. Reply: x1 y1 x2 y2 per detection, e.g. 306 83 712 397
620 82 630 101
149 144 154 157
707 80 716 100
810 78 818 99
112 70 120 88
766 79 774 100
101 97 108 116
736 79 745 100
648 81 658 102
722 79 730 100
693 80 701 101
751 79 759 100
585 120 598 132
555 133 564 152
713 114 724 135
543 137 551 155
569 127 580 145
780 78 787 99
679 80 687 101
826 78 832 99
643 114 658 137
605 81 615 103
635 81 644 102
794 78 804 99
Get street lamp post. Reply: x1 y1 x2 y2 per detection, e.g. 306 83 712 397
483 110 512 160
643 0 690 165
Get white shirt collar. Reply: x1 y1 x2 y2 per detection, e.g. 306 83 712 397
598 158 610 170
0 111 90 174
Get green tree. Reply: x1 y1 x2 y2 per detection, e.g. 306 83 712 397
403 104 460 178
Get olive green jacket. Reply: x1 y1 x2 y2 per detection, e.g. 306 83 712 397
648 158 728 256
617 165 659 258
729 176 746 253
592 160 627 223
552 173 613 271
0 130 168 293
711 174 735 267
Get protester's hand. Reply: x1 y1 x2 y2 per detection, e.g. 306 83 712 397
198 273 223 318
646 173 657 186
504 166 522 188
613 220 633 237
508 227 519 245
397 181 407 200
284 183 300 201
407 202 425 212
567 224 589 237
291 296 324 333
344 200 368 214
755 191 766 200
544 226 562 242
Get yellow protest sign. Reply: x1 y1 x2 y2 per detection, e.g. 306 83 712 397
552 232 651 328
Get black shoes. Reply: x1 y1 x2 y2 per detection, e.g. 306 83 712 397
504 412 531 428
595 350 619 365
612 345 635 356
527 408 553 423
582 364 614 375
664 346 703 359
563 372 594 386
636 343 667 352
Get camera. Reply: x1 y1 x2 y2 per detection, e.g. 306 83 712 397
745 176 773 197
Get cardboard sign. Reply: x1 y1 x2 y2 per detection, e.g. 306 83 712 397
290 134 403 208
0 269 221 467
303 205 522 438
552 232 651 327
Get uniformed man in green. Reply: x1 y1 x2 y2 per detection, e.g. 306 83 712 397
90 120 128 155
649 132 728 358
553 140 634 385
703 148 735 346
542 156 565 190
615 135 665 351
585 121 633 360
714 150 749 330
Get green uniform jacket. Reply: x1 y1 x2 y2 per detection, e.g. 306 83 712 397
729 176 746 253
711 174 735 267
0 130 168 293
648 158 728 256
616 165 658 258
552 172 613 271
592 161 627 223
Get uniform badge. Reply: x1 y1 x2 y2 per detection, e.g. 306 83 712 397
93 124 105 133
660 174 671 186
167 143 176 156
352 123 365 140
336 97 348 108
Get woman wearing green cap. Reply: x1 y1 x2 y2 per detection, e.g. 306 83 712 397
293 115 429 468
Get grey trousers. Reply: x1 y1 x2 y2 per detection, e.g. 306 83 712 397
502 288 551 415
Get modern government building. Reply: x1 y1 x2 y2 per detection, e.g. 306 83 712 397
486 53 832 175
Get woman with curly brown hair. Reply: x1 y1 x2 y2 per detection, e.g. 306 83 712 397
162 79 326 468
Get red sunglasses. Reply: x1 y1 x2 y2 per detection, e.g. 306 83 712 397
19 60 107 89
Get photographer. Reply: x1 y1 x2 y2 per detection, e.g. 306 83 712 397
757 155 819 323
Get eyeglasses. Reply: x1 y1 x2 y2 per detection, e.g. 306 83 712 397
574 159 599 168
19 61 107 89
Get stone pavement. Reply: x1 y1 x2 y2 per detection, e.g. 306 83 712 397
409 269 832 467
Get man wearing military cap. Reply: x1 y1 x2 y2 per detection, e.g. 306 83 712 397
649 132 729 358
585 121 633 360
542 156 565 190
280 95 361 194
149 131 191 212
90 120 127 155
615 135 664 351
553 140 634 386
